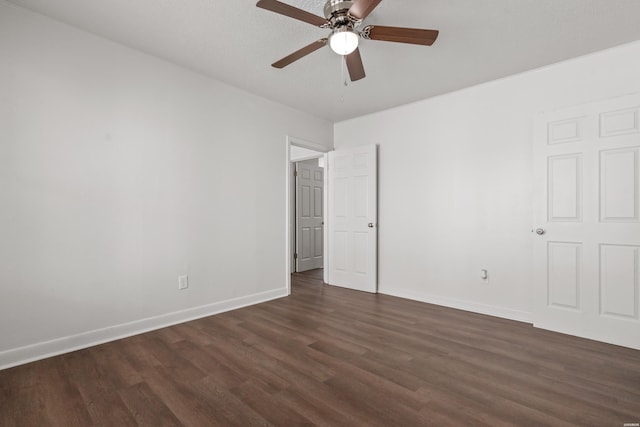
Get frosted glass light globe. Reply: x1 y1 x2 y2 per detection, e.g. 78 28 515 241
329 28 359 55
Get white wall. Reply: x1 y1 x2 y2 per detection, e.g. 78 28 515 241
0 3 332 368
334 40 640 322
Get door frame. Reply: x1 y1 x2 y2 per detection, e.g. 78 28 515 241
286 136 330 294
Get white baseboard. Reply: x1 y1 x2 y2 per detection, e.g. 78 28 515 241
533 320 640 350
380 286 532 324
0 288 288 371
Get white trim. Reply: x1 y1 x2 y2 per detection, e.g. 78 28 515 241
380 286 532 324
0 288 287 371
288 136 330 153
533 320 640 350
286 137 292 292
290 153 323 163
322 152 329 284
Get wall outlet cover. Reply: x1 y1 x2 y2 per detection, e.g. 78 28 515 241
178 275 189 290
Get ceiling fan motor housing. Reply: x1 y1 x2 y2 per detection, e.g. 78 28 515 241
324 0 355 25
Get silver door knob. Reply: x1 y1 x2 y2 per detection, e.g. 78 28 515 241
535 228 545 235
368 223 374 228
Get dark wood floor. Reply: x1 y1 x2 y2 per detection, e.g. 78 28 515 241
1 270 639 426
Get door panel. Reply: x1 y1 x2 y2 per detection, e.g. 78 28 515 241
328 145 377 293
600 107 639 137
600 148 638 222
600 244 639 319
296 160 324 272
548 154 582 221
314 227 323 257
534 93 640 349
547 241 582 310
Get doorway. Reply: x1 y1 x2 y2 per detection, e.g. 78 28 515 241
294 158 325 273
286 137 329 294
285 138 379 295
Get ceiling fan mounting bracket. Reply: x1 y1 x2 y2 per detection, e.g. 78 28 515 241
323 0 361 29
323 0 354 19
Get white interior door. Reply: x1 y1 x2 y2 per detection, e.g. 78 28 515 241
296 160 324 272
533 93 640 350
327 145 377 293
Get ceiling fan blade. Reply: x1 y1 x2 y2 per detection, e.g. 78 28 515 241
349 0 383 20
272 39 328 69
345 48 366 82
256 0 328 27
364 25 439 46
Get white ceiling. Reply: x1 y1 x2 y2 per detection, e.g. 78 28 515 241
7 0 640 121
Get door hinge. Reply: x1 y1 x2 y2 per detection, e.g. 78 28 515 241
294 170 298 177
294 253 298 259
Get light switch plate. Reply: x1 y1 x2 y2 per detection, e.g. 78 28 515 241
178 275 189 290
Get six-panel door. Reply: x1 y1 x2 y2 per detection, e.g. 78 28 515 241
534 93 640 349
327 145 378 293
296 160 324 272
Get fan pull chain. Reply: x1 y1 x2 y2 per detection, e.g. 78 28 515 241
341 55 349 87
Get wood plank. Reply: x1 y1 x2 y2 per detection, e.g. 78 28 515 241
118 381 183 426
61 350 138 426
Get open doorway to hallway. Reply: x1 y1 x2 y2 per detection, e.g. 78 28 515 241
286 139 378 294
293 158 324 275
286 137 329 293
291 153 324 281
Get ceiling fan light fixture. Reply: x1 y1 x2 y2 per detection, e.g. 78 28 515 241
329 27 359 55
256 0 440 82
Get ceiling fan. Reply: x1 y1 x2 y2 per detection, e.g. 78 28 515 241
256 0 439 82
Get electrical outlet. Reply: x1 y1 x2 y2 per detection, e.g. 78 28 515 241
178 275 189 290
